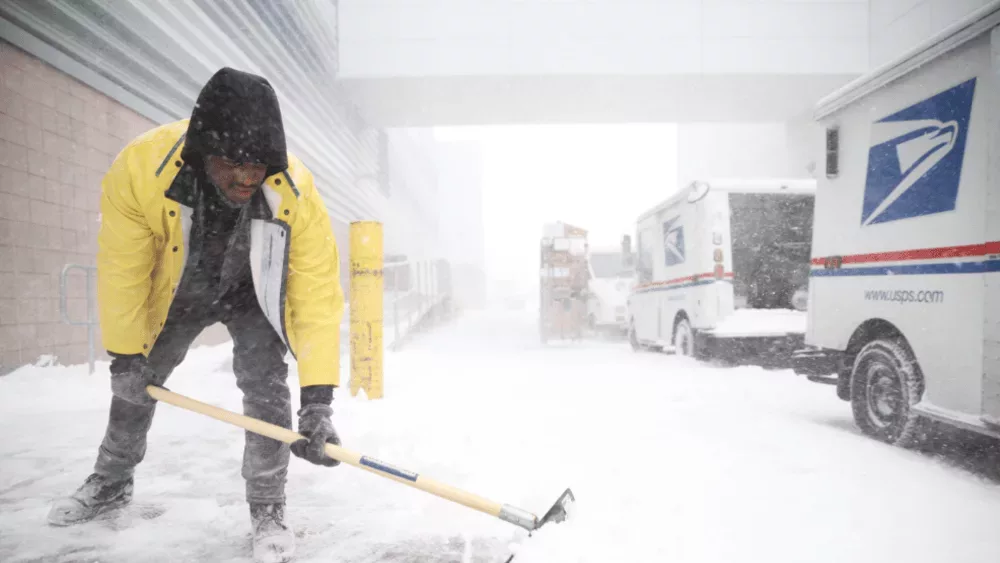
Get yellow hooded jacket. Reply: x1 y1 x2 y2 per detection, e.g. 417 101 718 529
96 119 344 387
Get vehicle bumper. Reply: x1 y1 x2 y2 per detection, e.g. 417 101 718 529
699 332 805 366
791 346 845 380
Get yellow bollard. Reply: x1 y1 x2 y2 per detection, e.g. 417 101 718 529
349 221 384 399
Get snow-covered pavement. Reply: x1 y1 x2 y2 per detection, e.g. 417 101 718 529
2 309 1000 562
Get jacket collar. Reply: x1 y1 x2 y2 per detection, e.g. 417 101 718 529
165 164 272 221
246 187 273 221
164 164 199 207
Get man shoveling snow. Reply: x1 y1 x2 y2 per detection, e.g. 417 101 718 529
46 67 346 563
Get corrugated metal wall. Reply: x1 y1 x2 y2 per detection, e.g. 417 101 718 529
0 0 457 372
0 0 390 237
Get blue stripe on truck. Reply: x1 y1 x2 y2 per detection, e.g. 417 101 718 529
811 259 1000 277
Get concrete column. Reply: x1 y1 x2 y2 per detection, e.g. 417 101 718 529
676 120 821 188
784 115 823 179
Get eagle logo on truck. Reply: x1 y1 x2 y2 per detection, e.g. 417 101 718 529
861 78 976 226
662 216 685 266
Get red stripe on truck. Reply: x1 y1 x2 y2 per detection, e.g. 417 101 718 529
634 271 733 290
811 241 1000 267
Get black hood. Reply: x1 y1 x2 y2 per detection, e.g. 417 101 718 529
181 67 288 177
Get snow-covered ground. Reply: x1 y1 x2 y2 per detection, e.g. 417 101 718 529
2 309 1000 562
705 308 807 337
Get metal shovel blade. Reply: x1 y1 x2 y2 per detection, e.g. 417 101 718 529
503 489 576 563
536 488 575 530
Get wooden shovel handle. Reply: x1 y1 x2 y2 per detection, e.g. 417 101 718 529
145 386 517 524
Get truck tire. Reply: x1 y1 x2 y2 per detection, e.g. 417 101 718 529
628 321 642 351
836 373 851 402
850 338 927 447
673 318 695 357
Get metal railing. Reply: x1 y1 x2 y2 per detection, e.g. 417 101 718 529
384 259 450 350
59 260 452 372
59 264 99 374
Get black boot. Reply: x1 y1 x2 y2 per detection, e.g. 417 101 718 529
47 473 134 526
250 503 295 563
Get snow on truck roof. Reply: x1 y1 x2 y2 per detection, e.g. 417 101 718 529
690 178 816 193
815 0 1000 120
636 178 816 223
588 246 624 254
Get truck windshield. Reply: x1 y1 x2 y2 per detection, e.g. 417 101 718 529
728 193 814 309
589 252 631 279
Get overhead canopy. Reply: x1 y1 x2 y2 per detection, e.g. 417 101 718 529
815 0 1000 120
0 0 386 226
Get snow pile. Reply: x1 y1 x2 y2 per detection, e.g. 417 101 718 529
2 309 1000 563
706 308 807 337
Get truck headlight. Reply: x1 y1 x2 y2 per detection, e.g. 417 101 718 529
792 287 808 311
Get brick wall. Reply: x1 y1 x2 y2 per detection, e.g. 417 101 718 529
0 40 259 375
0 39 156 373
0 40 237 374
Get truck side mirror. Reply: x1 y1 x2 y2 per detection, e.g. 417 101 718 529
621 234 634 267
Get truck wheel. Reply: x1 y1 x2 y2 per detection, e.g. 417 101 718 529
850 339 927 447
673 319 695 357
628 322 641 351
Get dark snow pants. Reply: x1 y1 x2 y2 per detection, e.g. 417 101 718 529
92 291 292 505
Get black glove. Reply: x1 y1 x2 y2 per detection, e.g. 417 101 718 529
108 353 158 406
291 386 340 467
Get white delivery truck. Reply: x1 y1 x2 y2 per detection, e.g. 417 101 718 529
794 1 1000 445
585 240 636 335
627 178 815 362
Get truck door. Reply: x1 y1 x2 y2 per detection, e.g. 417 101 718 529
634 223 658 340
984 27 1000 427
985 289 1000 425
984 241 1000 425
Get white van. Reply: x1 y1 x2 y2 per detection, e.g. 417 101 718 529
627 178 815 360
585 246 635 334
794 2 1000 445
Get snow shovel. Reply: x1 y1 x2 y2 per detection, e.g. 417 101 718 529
145 386 575 537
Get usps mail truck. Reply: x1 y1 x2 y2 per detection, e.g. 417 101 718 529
627 178 815 360
585 245 636 335
795 2 1000 445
